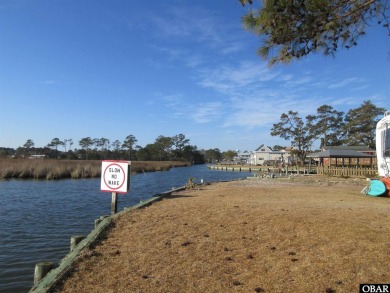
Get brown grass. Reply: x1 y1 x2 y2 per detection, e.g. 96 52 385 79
0 159 190 180
53 176 390 293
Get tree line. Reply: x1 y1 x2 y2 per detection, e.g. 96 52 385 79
0 134 227 164
271 100 386 164
1 101 386 165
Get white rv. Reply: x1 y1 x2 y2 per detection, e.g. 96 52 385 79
376 111 390 177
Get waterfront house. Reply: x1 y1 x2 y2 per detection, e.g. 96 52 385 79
234 150 251 164
249 144 291 166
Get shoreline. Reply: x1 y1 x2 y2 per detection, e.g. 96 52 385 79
48 176 390 293
0 159 191 180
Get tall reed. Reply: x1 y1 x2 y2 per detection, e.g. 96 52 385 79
0 159 190 180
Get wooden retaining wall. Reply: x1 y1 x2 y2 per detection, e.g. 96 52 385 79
208 165 316 175
209 165 378 178
29 186 186 293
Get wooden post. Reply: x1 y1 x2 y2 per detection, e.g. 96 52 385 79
70 235 85 252
95 218 101 228
34 262 55 285
111 192 118 214
96 215 109 227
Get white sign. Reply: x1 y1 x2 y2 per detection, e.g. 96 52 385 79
100 160 130 194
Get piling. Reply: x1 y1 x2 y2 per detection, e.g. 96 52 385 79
95 215 109 228
70 235 85 252
29 186 187 293
34 262 55 285
94 218 101 228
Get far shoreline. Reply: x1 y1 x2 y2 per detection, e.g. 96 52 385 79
0 159 191 180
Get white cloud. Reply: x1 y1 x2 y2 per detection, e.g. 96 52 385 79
190 102 223 123
197 61 279 96
150 6 223 45
327 77 364 89
160 93 185 108
157 93 223 124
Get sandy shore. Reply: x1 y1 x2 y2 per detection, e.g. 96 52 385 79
53 176 390 293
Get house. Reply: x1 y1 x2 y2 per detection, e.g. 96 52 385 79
29 154 46 159
234 150 251 164
249 144 291 166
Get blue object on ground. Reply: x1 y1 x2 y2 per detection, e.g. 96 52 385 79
367 180 386 196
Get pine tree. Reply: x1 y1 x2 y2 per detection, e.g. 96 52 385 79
240 0 390 65
343 100 386 148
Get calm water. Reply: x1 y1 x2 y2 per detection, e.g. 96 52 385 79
0 165 251 293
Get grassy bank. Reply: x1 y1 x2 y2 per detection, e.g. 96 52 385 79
53 178 390 293
0 159 191 180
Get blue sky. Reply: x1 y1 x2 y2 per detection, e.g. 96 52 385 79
1 1 389 152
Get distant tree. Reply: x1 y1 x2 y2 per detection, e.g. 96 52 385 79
205 148 222 163
111 140 121 152
48 138 64 158
48 138 64 150
95 138 110 158
79 137 94 159
311 105 345 148
240 0 390 65
172 133 190 159
136 145 153 161
154 135 173 161
102 138 110 150
94 138 102 150
182 145 205 164
272 145 285 151
223 150 237 161
62 139 73 153
63 139 69 152
68 139 74 151
94 137 110 152
23 139 35 155
92 138 100 150
0 147 14 157
122 135 138 160
343 100 386 148
271 111 317 164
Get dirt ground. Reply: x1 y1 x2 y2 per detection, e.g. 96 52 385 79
53 176 390 293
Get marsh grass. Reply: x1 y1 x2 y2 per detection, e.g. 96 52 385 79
0 159 190 180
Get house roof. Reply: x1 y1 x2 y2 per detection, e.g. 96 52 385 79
307 149 375 158
322 145 374 152
255 144 272 151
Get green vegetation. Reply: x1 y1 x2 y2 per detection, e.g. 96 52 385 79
0 159 190 180
271 100 386 164
240 0 390 65
0 133 223 165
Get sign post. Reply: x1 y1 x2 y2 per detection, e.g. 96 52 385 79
100 160 130 214
111 192 118 214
